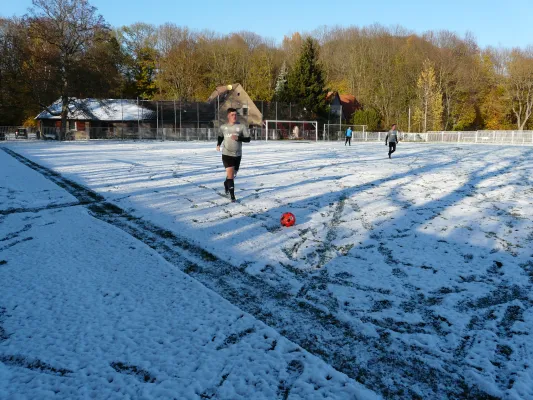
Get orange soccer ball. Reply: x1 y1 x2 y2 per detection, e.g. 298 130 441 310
280 212 296 227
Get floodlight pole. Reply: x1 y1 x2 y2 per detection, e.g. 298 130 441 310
121 97 124 139
408 107 411 133
137 97 140 136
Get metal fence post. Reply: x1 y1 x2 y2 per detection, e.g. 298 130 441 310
475 131 478 143
512 131 515 144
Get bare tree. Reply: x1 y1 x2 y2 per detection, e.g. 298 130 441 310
413 59 443 132
28 0 108 139
0 18 36 125
504 48 533 130
157 27 203 100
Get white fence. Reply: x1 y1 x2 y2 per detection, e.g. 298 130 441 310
3 133 38 140
2 125 533 146
330 130 533 145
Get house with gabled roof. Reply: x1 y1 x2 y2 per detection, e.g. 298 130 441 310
207 84 263 127
327 92 361 123
36 98 156 139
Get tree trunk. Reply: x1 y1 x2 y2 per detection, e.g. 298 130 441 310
424 96 428 133
61 93 68 141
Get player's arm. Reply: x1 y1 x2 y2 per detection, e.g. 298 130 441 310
237 126 251 143
216 129 224 150
385 133 389 145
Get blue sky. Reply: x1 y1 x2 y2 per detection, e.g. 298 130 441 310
2 0 532 49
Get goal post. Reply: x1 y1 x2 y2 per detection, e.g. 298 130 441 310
264 120 318 142
324 123 367 141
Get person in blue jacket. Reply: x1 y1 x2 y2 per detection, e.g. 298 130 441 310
345 126 352 146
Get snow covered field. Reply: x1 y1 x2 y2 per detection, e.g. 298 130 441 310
1 140 533 399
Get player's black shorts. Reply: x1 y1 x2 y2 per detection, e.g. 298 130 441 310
222 155 242 170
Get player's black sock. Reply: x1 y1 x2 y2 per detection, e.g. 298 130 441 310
227 179 235 201
224 179 229 194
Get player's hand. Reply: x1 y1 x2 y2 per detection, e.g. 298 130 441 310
385 142 388 146
216 146 220 151
231 134 238 141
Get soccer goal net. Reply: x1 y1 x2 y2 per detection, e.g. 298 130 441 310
324 124 367 141
263 120 318 141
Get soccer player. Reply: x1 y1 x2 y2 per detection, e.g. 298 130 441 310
216 108 251 202
385 124 400 159
345 126 352 146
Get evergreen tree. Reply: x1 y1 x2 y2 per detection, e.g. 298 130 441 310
287 38 328 116
273 61 289 102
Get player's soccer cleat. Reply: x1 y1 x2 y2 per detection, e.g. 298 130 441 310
227 179 235 202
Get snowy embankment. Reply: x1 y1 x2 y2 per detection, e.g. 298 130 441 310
2 140 533 399
0 147 378 399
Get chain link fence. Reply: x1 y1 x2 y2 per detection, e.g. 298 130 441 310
2 96 533 146
3 126 532 146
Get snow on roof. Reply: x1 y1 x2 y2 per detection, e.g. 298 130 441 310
35 98 156 121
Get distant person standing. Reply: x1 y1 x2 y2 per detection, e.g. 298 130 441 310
216 108 251 202
385 124 400 159
292 125 300 139
345 126 352 146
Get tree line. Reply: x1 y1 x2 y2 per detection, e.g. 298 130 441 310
1 0 532 132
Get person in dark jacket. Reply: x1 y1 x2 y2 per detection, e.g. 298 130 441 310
385 124 401 159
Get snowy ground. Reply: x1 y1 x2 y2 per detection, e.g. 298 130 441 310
0 147 377 400
1 140 533 399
